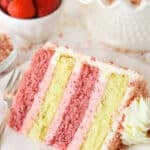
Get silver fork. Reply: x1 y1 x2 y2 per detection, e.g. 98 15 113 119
0 69 22 142
3 69 22 107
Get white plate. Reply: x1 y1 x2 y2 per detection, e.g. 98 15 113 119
0 49 149 150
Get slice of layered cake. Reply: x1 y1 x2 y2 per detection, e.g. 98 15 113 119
8 43 150 150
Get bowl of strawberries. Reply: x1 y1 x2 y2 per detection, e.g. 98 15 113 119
0 0 63 44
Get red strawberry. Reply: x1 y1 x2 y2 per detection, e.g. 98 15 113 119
8 0 36 19
0 0 10 12
34 0 61 17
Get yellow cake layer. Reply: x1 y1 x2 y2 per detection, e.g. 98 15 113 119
81 73 129 150
28 55 75 141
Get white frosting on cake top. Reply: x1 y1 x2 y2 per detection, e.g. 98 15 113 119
122 97 150 145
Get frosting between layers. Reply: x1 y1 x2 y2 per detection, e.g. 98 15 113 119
81 73 129 150
28 55 75 141
44 62 82 144
53 46 141 81
49 64 99 149
67 75 106 150
122 97 150 145
21 51 58 134
8 49 54 131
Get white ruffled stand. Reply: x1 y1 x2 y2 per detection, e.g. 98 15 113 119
79 0 150 51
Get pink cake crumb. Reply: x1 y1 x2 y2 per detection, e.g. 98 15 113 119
49 64 99 149
8 49 54 131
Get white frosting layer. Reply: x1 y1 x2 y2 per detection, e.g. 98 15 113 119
44 43 142 82
122 97 150 145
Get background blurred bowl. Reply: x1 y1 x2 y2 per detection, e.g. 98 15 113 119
0 1 64 45
79 0 150 51
0 33 17 74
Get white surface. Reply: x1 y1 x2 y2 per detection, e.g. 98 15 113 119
0 47 149 150
1 126 55 150
78 0 93 4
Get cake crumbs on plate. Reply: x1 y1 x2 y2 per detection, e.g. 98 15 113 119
0 34 13 62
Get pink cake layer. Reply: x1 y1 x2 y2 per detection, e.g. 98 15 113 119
67 79 106 150
8 49 54 131
21 57 56 134
44 67 81 144
49 64 99 149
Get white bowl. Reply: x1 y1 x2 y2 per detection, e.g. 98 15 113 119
79 0 150 51
0 33 17 74
0 1 64 44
